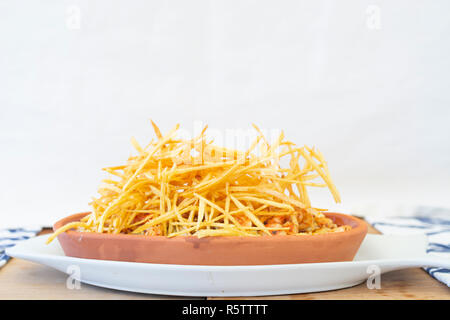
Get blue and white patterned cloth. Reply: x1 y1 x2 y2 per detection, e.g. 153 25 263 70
366 206 450 286
0 227 42 268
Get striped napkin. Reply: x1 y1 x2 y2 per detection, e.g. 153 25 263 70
0 227 42 268
365 206 450 286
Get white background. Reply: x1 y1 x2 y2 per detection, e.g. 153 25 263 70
1 1 449 227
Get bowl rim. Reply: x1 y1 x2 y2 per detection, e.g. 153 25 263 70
53 211 368 242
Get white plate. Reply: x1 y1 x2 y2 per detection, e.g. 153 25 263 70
6 233 450 297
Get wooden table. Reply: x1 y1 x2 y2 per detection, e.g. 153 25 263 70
1 223 449 300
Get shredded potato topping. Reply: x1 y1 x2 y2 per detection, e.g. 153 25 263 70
47 122 351 244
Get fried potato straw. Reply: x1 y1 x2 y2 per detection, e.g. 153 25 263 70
47 122 350 244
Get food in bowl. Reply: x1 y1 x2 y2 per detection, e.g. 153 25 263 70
52 211 367 265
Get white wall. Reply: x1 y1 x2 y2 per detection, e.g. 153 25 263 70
1 0 449 227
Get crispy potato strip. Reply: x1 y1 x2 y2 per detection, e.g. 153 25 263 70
47 122 350 243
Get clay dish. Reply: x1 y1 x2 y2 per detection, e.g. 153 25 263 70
53 212 368 266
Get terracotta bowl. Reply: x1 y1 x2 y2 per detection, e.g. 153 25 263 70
53 212 368 266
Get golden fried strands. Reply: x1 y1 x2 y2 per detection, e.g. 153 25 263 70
47 122 349 244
